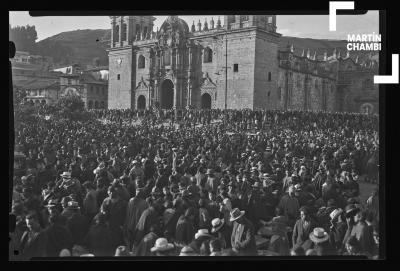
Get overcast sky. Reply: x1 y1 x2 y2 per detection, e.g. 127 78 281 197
10 11 379 41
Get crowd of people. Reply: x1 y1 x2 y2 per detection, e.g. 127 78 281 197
10 108 380 259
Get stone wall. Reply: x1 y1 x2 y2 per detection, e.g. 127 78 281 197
254 32 280 110
108 47 134 109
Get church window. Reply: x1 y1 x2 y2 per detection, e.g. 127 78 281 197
164 50 171 66
100 101 105 109
121 23 127 42
136 24 141 36
241 15 249 21
138 55 146 69
204 47 213 63
268 17 273 24
117 74 120 80
94 101 99 109
114 25 120 42
88 100 93 109
233 64 239 72
268 72 272 82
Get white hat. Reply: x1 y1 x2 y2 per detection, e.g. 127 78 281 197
211 218 225 233
309 227 329 243
230 208 245 222
329 208 343 220
59 249 71 257
195 229 212 239
150 238 174 252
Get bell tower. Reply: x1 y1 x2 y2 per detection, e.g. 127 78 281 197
108 16 156 109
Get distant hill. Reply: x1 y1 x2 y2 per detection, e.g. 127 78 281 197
36 29 110 67
33 29 377 68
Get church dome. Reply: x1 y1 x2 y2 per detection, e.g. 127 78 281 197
159 16 189 37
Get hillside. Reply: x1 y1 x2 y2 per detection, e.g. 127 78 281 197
33 29 377 68
36 29 110 67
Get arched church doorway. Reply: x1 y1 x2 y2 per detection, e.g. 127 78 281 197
137 95 146 110
160 79 174 109
201 93 212 109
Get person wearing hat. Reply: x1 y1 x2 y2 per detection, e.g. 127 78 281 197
328 208 347 252
179 245 199 256
245 181 264 232
342 203 360 246
205 168 220 194
230 208 257 256
64 201 90 247
309 227 336 255
211 218 231 249
189 228 213 254
151 238 175 256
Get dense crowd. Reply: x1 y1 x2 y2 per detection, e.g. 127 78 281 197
10 108 380 259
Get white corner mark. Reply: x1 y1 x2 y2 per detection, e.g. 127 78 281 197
374 54 399 84
329 1 355 31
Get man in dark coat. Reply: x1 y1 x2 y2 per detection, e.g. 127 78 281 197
175 207 196 247
64 201 89 246
100 185 128 249
135 223 160 256
133 199 162 248
230 208 257 256
123 187 149 250
19 213 47 260
83 213 114 256
43 214 73 257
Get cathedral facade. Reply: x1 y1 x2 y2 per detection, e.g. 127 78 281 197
107 15 379 114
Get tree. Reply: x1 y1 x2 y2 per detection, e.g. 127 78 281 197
57 93 85 112
9 25 38 54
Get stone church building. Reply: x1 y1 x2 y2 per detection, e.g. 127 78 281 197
108 15 378 114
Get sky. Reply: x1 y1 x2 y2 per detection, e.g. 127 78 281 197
9 11 379 42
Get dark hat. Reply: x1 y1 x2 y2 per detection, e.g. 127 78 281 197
229 208 245 222
345 204 360 217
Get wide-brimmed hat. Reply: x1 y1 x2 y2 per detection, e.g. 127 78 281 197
230 208 245 222
67 201 80 210
195 229 213 239
345 204 360 217
294 183 302 192
60 172 71 179
179 246 198 256
150 238 174 252
329 208 343 220
309 227 329 243
211 218 225 233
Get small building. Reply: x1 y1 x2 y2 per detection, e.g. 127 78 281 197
20 77 60 105
59 72 108 109
53 63 83 75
